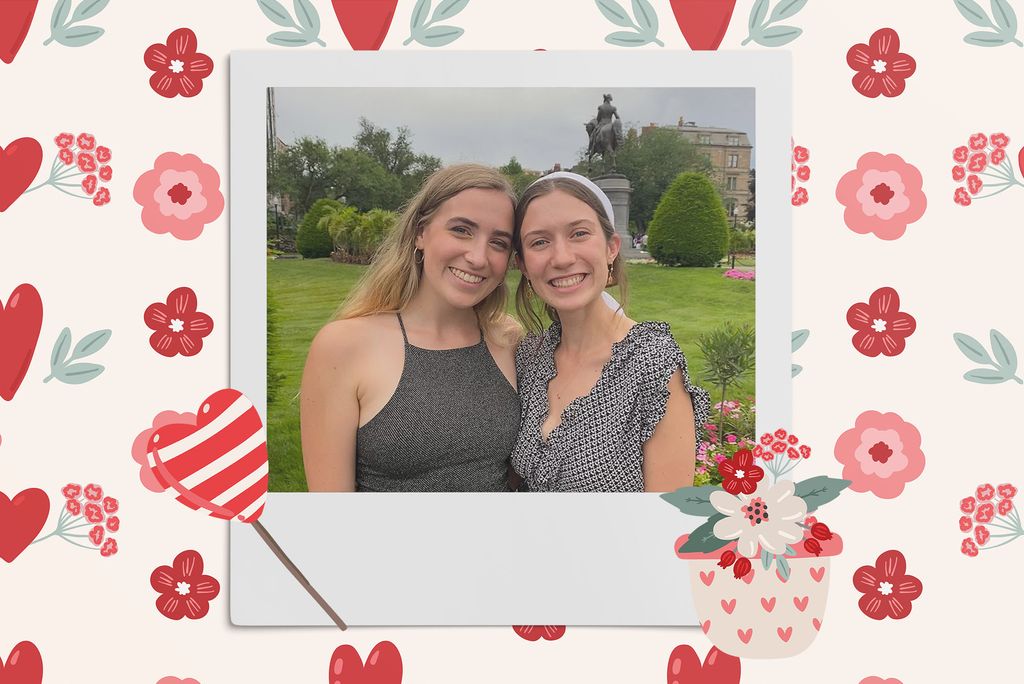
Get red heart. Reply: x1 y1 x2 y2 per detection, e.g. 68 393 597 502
0 488 49 563
329 642 402 684
667 645 740 684
146 388 267 522
0 139 42 212
330 0 397 50
668 0 738 51
0 1 39 64
0 641 43 684
0 284 42 401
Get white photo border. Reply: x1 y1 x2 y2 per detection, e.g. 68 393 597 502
229 50 791 626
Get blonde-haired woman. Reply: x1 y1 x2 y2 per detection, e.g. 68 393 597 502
301 164 521 492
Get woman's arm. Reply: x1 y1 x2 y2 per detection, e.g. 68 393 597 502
642 369 697 492
300 322 360 492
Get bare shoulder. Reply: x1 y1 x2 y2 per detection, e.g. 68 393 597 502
307 315 394 371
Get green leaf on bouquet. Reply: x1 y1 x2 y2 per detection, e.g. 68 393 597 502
990 329 1017 373
71 0 109 23
755 24 802 46
258 0 294 26
776 556 791 581
964 30 1012 45
991 0 1018 33
768 0 808 23
596 0 633 27
792 329 809 352
954 332 993 365
268 30 314 46
631 0 658 33
955 0 992 27
660 485 720 517
678 514 730 554
431 0 469 23
791 363 802 378
794 476 851 513
761 548 773 570
56 25 104 47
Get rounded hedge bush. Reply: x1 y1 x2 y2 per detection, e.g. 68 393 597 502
647 172 729 267
296 198 343 258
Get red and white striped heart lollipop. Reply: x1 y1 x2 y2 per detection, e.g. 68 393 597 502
145 388 267 523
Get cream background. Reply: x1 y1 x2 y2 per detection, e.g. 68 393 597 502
1 0 1021 680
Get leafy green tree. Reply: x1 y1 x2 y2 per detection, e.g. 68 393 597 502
268 137 334 222
696 323 756 437
499 156 541 195
746 168 756 224
296 198 343 258
647 172 729 267
329 148 403 212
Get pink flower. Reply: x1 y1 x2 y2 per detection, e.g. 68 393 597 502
834 410 925 499
157 679 201 684
133 152 224 240
836 152 926 240
846 28 916 98
131 410 198 492
860 679 902 684
846 287 916 357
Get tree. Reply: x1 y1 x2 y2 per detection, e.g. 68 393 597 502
355 118 417 176
499 156 541 195
745 168 756 224
329 148 403 212
696 323 756 437
296 198 343 258
319 203 360 255
268 137 333 223
647 172 729 267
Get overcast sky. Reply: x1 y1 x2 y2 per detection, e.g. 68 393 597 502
273 87 755 171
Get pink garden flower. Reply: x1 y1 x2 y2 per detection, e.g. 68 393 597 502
836 152 926 240
133 152 224 240
834 411 925 499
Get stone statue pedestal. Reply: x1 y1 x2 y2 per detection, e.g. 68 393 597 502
593 174 643 259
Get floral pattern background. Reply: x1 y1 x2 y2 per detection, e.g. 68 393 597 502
1 0 1022 681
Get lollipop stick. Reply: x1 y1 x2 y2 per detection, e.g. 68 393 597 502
251 519 347 630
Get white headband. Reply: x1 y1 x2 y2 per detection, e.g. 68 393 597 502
526 171 615 226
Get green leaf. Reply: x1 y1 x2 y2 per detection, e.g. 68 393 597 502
791 363 802 377
990 329 1017 373
794 476 851 513
964 368 1010 383
791 328 809 352
605 30 651 46
410 0 431 30
660 485 721 517
964 30 1011 44
596 0 633 27
55 25 104 46
776 556 791 581
267 30 314 46
954 332 993 365
257 0 294 27
632 0 658 33
58 362 104 384
991 0 1017 32
755 24 802 46
51 0 72 31
71 0 109 23
785 544 796 556
417 25 464 46
51 328 72 369
431 0 469 22
761 548 773 570
72 329 111 359
678 514 730 554
749 0 769 31
768 0 807 23
293 0 320 34
956 0 993 26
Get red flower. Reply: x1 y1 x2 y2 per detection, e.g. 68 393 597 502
952 166 966 181
992 148 1006 165
98 165 112 182
102 496 119 514
991 133 1009 148
791 187 808 206
106 516 120 532
144 28 214 98
55 132 73 148
144 287 215 357
967 152 987 173
58 148 73 165
77 152 96 173
998 499 1013 516
977 483 995 501
847 28 916 98
84 503 104 523
853 549 922 620
717 549 736 568
76 133 95 150
975 526 990 545
66 499 81 515
89 525 104 546
960 496 976 513
512 626 566 642
804 538 822 556
961 538 978 557
151 550 221 620
959 516 973 532
100 538 118 557
953 146 969 163
732 557 752 580
96 146 112 163
846 286 917 357
61 483 81 499
92 188 110 207
811 522 833 540
717 449 764 495
84 483 103 501
954 187 972 206
966 175 983 195
793 146 809 163
969 133 987 150
82 175 97 195
975 503 994 523
998 484 1017 499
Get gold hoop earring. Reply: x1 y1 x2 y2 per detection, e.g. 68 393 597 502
414 248 424 264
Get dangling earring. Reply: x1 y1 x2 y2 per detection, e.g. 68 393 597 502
606 261 615 286
525 278 534 298
414 248 424 264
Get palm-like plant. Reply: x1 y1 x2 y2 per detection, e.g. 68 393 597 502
696 322 756 437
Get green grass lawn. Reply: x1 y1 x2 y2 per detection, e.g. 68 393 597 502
268 258 755 492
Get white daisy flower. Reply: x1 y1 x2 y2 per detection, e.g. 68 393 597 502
710 479 808 558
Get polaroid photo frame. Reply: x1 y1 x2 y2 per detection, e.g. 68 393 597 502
229 50 791 626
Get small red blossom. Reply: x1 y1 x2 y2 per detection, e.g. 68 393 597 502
953 146 969 163
791 187 808 206
787 446 800 459
512 625 566 642
151 549 221 620
732 556 752 580
58 148 73 165
92 187 110 207
95 145 111 163
77 152 96 173
952 166 966 181
83 503 103 523
752 444 773 461
954 188 972 206
977 484 995 500
55 132 74 148
798 444 811 459
960 496 977 513
991 133 1009 148
106 516 120 532
786 434 798 445
76 133 95 150
718 549 736 568
961 538 979 557
98 165 112 182
760 433 774 446
771 441 787 453
66 499 81 515
853 549 922 620
82 175 97 195
717 449 764 495
804 538 822 556
967 152 987 173
959 516 973 532
803 516 818 527
966 175 983 195
144 28 215 98
102 497 118 514
811 522 833 540
847 286 917 357
992 148 1006 164
847 28 917 98
774 429 788 440
796 165 810 181
975 526 990 546
84 484 103 501
975 503 994 523
144 286 215 357
793 146 809 163
998 484 1017 499
89 525 104 546
998 499 1014 516
969 133 987 150
61 483 81 499
100 538 118 557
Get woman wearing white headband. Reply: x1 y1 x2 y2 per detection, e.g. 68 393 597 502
511 172 710 492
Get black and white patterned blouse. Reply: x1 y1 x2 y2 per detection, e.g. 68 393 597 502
511 320 711 493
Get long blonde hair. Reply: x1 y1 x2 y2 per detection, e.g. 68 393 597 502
513 177 629 334
336 164 519 341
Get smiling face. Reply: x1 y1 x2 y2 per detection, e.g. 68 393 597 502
517 189 620 315
414 187 515 310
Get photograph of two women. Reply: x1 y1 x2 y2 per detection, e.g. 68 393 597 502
266 87 756 494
